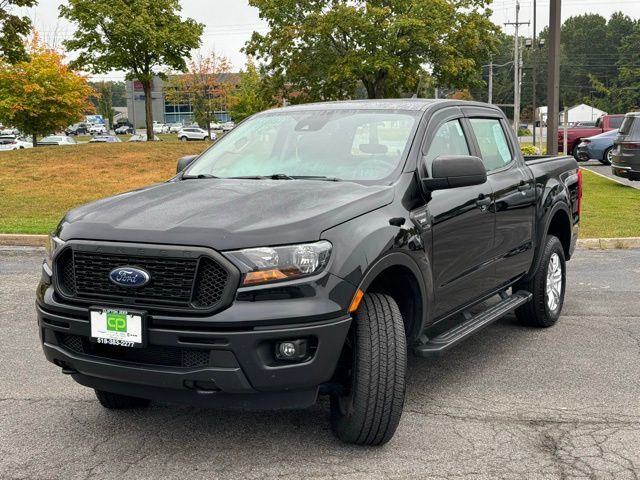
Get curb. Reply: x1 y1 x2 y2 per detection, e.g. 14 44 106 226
0 234 48 247
1 234 640 251
576 237 640 250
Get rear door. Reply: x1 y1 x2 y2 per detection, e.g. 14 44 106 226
421 108 496 318
463 108 536 287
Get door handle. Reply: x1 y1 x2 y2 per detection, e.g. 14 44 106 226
476 195 492 209
518 182 532 192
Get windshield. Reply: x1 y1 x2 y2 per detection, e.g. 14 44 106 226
185 109 419 182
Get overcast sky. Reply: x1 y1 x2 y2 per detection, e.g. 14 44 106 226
20 0 640 80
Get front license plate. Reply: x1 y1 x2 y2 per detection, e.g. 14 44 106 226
90 308 145 348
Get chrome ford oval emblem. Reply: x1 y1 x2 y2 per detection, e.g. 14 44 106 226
109 266 150 288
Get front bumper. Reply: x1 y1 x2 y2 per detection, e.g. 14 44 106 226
37 299 351 409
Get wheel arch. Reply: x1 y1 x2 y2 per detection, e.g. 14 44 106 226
355 252 431 343
530 203 572 278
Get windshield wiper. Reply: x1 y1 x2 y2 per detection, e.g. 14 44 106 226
182 174 219 180
227 174 341 182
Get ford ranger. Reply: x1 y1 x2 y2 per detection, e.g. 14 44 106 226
37 99 581 446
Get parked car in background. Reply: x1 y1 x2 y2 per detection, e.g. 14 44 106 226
153 122 169 134
178 127 216 141
115 125 135 135
558 114 624 157
221 121 235 132
573 121 596 128
88 124 108 135
128 134 161 142
0 126 21 136
39 135 77 146
113 121 134 134
574 129 618 164
612 112 640 181
168 123 183 133
65 123 89 136
89 135 122 144
0 136 33 151
209 122 222 130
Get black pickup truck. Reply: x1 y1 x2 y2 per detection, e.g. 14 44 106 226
37 100 581 446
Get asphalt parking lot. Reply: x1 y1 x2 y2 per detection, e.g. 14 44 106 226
1 247 639 479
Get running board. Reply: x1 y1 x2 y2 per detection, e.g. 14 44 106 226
413 290 532 357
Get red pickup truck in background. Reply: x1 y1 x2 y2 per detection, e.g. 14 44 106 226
558 114 625 156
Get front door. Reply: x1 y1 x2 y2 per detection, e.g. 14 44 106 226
420 110 496 319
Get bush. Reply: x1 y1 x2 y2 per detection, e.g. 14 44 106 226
517 128 532 137
520 144 539 155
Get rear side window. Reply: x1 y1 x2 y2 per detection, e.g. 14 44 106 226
609 117 624 129
423 120 470 164
469 118 513 172
619 117 636 135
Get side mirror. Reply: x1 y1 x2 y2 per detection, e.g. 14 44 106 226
421 155 487 192
176 155 198 174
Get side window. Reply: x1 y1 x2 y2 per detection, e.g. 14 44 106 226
423 119 470 166
469 118 513 172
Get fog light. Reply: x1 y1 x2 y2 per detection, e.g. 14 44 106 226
275 339 308 361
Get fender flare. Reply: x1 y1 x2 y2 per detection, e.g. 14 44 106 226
530 201 572 276
355 251 433 341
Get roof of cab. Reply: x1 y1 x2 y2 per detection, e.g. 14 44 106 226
264 98 503 113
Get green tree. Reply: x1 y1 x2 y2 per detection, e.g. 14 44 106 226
0 0 37 63
245 0 499 101
59 0 204 140
164 51 233 137
615 24 640 111
228 59 273 122
97 81 114 128
110 81 126 107
0 37 95 145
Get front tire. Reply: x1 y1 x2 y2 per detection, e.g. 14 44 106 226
95 390 151 409
330 293 406 446
180 136 188 142
600 147 613 165
514 235 566 327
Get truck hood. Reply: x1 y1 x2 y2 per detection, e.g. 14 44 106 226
58 179 394 250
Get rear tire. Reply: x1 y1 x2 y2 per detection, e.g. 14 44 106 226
95 389 151 409
514 235 566 328
330 293 406 446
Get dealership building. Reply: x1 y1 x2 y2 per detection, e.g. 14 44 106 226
126 74 240 127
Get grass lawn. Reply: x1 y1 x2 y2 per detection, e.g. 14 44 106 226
0 141 209 234
1 145 639 238
580 169 640 238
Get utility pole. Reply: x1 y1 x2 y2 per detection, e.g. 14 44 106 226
505 1 529 134
488 60 493 104
546 0 561 155
532 0 537 147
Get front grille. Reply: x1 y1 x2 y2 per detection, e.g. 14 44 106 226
54 246 236 312
59 334 209 368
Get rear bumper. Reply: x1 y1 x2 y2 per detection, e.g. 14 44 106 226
38 302 351 409
611 163 640 181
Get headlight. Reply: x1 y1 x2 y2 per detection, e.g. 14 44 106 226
225 241 332 286
45 234 65 266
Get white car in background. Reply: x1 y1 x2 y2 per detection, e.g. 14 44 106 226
167 123 183 133
88 124 107 135
178 127 216 141
0 136 33 151
221 122 235 132
39 135 78 146
153 122 169 134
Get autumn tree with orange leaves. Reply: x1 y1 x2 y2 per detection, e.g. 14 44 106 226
0 37 95 146
165 52 234 139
